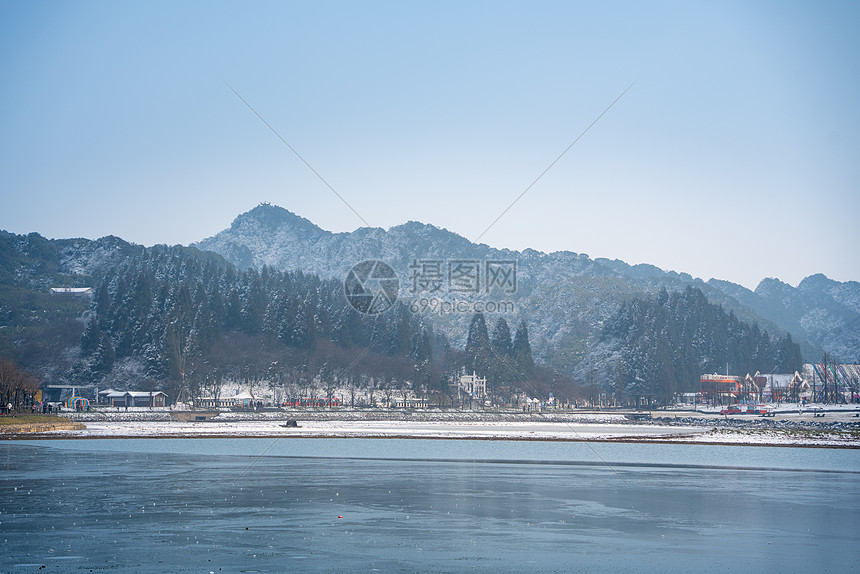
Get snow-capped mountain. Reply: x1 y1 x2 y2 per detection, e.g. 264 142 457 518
195 204 859 366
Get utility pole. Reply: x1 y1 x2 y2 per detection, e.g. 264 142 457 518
824 353 828 404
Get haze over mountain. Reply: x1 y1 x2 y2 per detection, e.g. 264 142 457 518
196 204 860 368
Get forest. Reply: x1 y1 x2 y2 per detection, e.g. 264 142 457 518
601 286 803 405
1 232 803 407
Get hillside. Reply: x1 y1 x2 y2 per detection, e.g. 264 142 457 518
0 231 457 404
0 231 145 380
0 220 813 405
195 204 855 367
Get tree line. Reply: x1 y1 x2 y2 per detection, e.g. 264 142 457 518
602 286 804 405
69 244 559 406
71 246 448 404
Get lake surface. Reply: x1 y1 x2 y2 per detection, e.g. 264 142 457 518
2 439 859 573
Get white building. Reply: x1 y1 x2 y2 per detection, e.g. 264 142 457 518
195 389 256 409
50 287 93 295
457 372 486 406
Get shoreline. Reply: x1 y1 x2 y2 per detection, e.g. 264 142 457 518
7 433 860 449
4 415 858 448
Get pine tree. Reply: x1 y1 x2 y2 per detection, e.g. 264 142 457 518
491 318 513 358
386 305 411 357
241 271 265 335
291 307 315 350
512 320 534 380
94 283 111 316
465 312 491 377
92 332 116 377
225 289 242 330
80 318 102 356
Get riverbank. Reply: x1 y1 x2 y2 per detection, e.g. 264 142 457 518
4 405 859 446
4 411 859 447
0 415 85 434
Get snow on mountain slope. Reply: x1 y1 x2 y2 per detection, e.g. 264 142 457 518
194 204 858 365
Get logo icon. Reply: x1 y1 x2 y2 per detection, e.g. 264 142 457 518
344 260 399 315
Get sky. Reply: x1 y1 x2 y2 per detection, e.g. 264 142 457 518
1 1 857 290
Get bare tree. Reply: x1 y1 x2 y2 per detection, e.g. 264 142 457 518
201 365 222 409
320 362 338 406
382 376 396 408
367 377 377 408
0 358 39 413
166 322 193 405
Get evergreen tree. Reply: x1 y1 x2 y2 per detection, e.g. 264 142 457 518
225 289 242 331
291 307 315 350
512 320 534 380
80 318 102 356
490 318 513 358
240 271 266 335
776 333 804 373
386 305 412 357
92 332 116 377
464 312 491 377
94 283 111 316
488 317 515 388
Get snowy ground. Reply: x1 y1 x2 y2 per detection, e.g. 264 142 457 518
10 417 856 447
659 426 860 447
37 419 701 441
7 403 858 447
695 402 860 416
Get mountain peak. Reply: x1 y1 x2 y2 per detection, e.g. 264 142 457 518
755 276 792 293
798 273 834 291
232 203 325 236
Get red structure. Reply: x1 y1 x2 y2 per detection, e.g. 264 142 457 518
699 374 741 405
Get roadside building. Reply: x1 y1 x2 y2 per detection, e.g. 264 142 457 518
699 374 741 405
105 391 167 408
457 372 486 408
787 372 811 402
97 388 120 404
196 389 256 409
389 396 429 408
753 372 808 402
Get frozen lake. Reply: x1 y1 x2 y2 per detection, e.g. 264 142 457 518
2 439 859 573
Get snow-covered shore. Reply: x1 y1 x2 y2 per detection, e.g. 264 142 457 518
33 419 701 441
4 403 858 446
7 411 858 447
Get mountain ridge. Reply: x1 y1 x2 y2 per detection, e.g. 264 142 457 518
194 203 859 366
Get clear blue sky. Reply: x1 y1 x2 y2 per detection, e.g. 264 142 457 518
1 0 857 290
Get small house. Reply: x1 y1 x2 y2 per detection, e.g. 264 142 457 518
105 391 167 408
